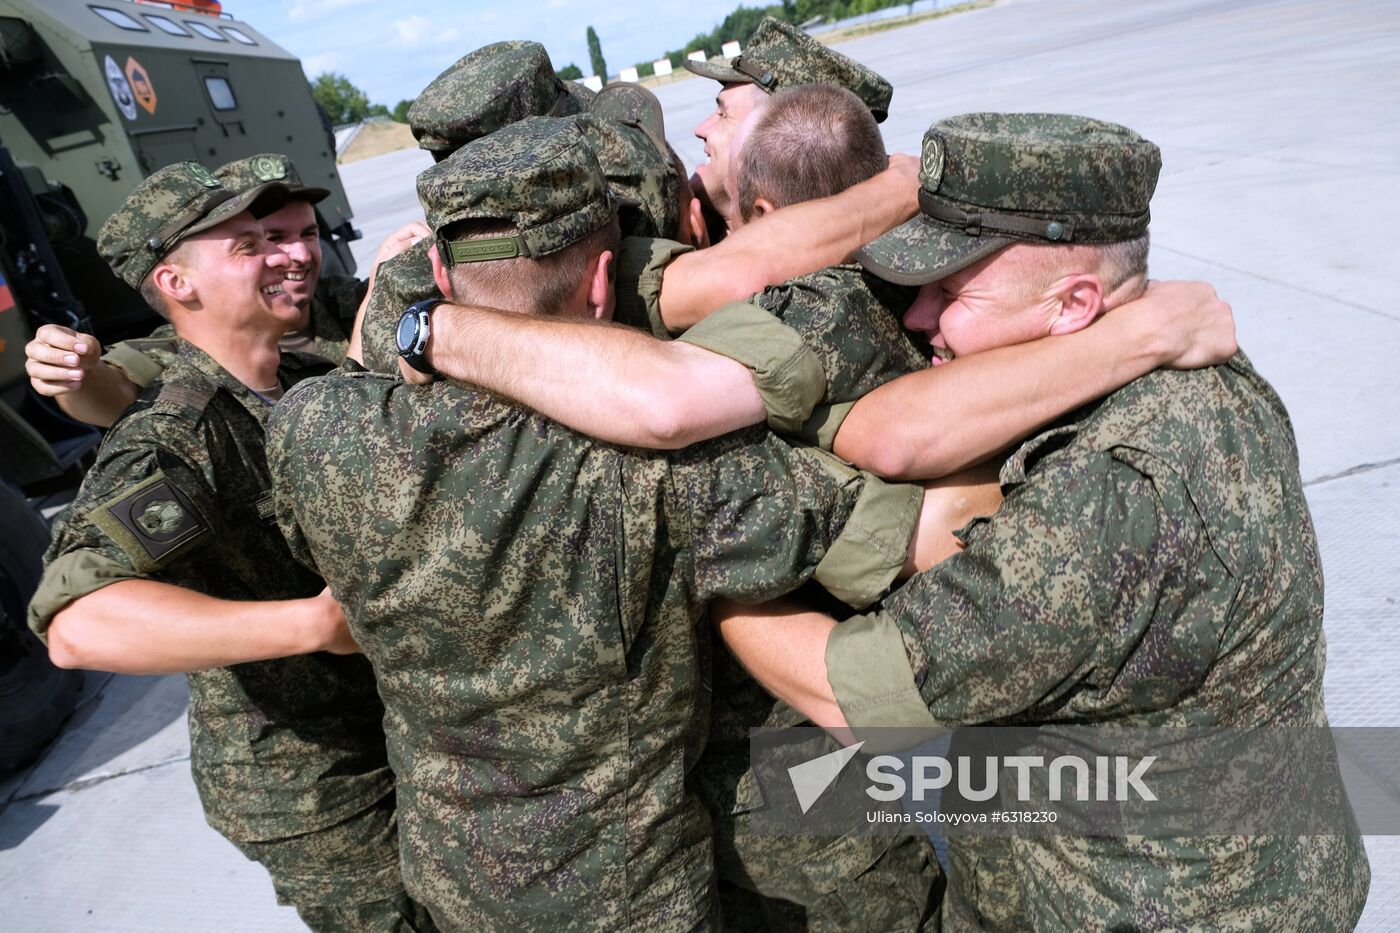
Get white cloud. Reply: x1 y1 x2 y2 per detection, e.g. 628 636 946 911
391 14 461 49
300 51 344 77
288 0 377 24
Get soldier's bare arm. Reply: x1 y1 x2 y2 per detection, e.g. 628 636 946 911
46 583 357 675
657 156 921 330
714 597 849 731
834 280 1237 479
25 324 140 428
416 304 768 448
713 461 1005 731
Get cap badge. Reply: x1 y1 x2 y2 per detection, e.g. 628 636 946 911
187 163 219 188
920 135 945 192
251 155 287 182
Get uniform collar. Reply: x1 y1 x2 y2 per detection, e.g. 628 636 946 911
175 339 282 425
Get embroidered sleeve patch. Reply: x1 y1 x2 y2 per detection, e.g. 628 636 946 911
91 471 209 570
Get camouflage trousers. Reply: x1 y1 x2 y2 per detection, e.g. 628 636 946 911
703 739 943 932
716 821 943 932
233 791 437 932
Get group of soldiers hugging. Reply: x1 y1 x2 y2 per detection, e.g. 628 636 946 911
19 16 1371 933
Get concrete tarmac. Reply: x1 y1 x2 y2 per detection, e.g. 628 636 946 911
2 0 1395 928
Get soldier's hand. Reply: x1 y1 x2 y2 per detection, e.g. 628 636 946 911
375 221 430 268
884 154 922 219
887 153 920 188
309 587 362 655
1142 279 1238 369
367 221 431 292
25 324 102 396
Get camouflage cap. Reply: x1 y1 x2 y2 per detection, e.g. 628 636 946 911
858 113 1162 286
97 161 290 290
684 16 892 122
590 83 668 163
217 153 329 204
580 83 680 239
418 117 615 262
408 40 593 157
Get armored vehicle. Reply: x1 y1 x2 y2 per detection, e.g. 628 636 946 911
0 0 361 770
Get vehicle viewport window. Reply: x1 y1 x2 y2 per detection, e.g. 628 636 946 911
91 6 147 31
204 76 238 111
145 15 190 37
185 20 225 41
221 26 257 46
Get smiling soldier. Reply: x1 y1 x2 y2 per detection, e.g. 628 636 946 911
26 163 433 931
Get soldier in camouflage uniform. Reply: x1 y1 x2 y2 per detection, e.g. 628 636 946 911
26 163 433 932
403 92 1234 933
684 15 893 242
267 117 927 931
716 113 1371 930
24 153 382 428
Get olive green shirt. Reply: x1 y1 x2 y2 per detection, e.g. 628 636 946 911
826 355 1370 930
29 341 392 844
267 366 919 930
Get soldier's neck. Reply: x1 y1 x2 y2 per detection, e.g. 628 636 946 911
178 324 284 392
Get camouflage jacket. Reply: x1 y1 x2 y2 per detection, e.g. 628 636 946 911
827 354 1371 930
266 367 919 930
678 263 925 448
359 236 682 374
671 263 932 895
29 340 392 844
103 273 364 388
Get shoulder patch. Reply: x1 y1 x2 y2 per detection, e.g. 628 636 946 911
155 380 218 414
90 471 208 570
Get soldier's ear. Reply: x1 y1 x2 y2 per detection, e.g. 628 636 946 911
686 196 710 249
427 242 455 300
1047 274 1104 336
586 249 614 321
149 260 196 308
749 196 778 220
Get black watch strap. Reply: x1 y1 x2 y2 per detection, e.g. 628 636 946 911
397 299 441 375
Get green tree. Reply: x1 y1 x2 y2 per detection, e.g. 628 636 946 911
309 72 372 125
557 63 584 80
391 99 413 123
586 26 608 79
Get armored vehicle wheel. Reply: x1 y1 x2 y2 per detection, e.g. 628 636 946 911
0 480 80 773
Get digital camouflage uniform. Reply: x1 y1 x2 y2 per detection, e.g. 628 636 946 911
683 15 893 123
828 114 1371 929
26 163 429 932
675 261 941 933
102 153 365 391
267 119 923 930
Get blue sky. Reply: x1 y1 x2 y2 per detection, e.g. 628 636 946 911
231 0 730 106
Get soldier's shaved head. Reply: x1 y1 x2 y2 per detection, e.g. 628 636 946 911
732 84 887 225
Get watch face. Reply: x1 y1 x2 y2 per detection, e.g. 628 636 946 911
396 311 419 353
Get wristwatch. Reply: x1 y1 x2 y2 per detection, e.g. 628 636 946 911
396 298 441 375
